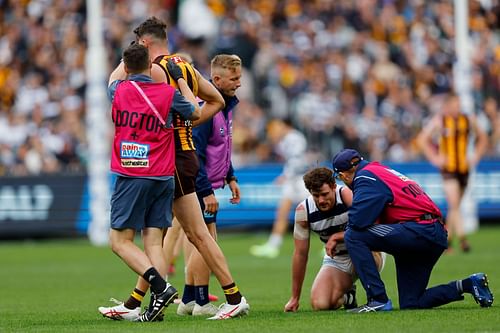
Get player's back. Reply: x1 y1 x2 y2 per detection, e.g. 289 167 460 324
154 54 198 151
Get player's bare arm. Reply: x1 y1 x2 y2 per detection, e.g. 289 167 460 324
165 59 201 120
192 68 225 126
469 114 488 166
339 186 353 207
325 231 344 258
151 62 168 83
108 61 127 86
417 115 445 168
285 203 310 312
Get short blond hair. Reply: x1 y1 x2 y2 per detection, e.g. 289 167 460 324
211 54 242 72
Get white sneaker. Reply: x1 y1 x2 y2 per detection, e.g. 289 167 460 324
250 244 279 259
192 302 219 316
207 297 250 320
177 300 195 316
98 298 140 321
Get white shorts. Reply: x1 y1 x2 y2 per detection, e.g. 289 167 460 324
322 252 387 279
282 176 309 203
322 254 355 276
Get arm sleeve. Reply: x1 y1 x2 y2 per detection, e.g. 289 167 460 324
171 90 196 120
193 121 214 197
348 170 393 230
225 163 235 182
107 80 121 102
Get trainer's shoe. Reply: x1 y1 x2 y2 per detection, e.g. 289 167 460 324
343 285 358 310
250 244 279 259
207 297 250 320
470 273 494 307
98 298 140 321
177 300 195 316
347 299 393 313
138 283 178 322
193 302 219 316
143 306 164 322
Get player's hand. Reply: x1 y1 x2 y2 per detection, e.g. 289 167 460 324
284 297 299 312
228 180 240 204
325 235 338 258
203 194 219 215
166 59 184 82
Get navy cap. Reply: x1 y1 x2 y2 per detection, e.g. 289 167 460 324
332 149 363 173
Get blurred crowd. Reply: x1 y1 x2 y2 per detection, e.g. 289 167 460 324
0 0 499 175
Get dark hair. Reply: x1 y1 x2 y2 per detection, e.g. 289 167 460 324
123 44 149 73
133 16 167 40
303 167 335 192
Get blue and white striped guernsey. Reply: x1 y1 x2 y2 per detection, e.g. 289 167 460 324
303 186 349 253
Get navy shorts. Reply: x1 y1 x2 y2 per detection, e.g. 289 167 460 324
197 191 217 224
110 176 174 230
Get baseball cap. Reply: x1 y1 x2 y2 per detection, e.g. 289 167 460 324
332 149 363 173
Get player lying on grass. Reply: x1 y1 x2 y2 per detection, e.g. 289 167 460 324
284 167 385 312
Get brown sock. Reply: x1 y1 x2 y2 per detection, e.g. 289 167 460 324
222 282 242 305
124 288 146 309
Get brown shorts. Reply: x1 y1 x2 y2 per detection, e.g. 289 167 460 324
441 171 469 189
174 150 199 199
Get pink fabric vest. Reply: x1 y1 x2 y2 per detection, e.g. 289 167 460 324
363 162 442 224
110 81 175 177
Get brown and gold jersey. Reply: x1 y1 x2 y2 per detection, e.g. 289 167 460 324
439 114 470 174
153 54 198 151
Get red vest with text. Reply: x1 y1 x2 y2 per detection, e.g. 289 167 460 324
363 162 442 224
111 81 175 177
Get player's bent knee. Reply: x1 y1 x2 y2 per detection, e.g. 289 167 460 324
311 297 337 311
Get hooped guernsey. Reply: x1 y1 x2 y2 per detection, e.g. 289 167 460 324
302 185 349 255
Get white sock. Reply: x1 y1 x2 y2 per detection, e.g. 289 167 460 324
267 234 283 248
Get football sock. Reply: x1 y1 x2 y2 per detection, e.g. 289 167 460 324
195 285 209 306
268 234 283 248
182 284 195 304
459 278 473 294
142 267 167 294
124 288 145 309
222 282 242 305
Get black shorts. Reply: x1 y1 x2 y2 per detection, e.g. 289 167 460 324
441 171 469 189
174 150 199 199
197 191 217 224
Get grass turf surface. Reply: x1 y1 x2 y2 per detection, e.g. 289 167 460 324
0 226 499 332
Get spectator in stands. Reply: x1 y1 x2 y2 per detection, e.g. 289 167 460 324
1 0 499 176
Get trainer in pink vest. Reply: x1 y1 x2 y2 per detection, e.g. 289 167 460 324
110 81 175 177
363 162 442 224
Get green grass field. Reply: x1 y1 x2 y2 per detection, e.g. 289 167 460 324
1 226 499 333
